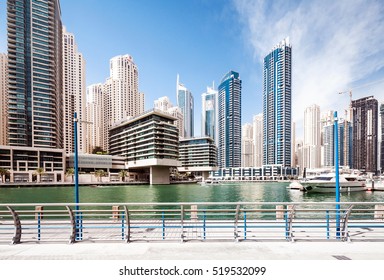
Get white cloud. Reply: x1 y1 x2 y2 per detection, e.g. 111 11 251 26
234 0 384 137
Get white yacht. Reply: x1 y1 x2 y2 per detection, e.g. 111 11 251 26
300 173 367 193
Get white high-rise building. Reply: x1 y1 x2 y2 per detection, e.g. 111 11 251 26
86 84 104 153
154 96 184 137
0 53 8 146
242 123 254 167
253 114 263 167
103 55 143 151
154 96 172 112
63 27 86 154
303 105 321 169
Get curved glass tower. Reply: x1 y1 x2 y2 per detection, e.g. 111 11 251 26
218 71 241 168
263 38 292 167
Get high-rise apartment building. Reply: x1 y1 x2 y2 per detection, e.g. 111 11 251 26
322 121 352 168
85 84 104 153
176 75 194 138
154 96 184 137
253 114 263 167
201 84 218 145
63 27 86 154
303 105 321 169
7 0 63 148
263 38 292 167
0 53 8 145
380 102 384 173
241 123 254 167
218 71 242 168
154 96 172 112
103 55 142 151
352 96 378 173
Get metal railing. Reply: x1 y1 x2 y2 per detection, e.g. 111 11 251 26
1 202 384 244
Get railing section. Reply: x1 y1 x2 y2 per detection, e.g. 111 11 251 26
0 202 384 244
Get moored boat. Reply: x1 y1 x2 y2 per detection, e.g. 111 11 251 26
300 173 366 193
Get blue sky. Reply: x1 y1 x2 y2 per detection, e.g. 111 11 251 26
1 0 384 138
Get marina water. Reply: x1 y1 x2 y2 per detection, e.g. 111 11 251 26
1 182 384 204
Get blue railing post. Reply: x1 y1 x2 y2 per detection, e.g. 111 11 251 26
285 211 289 240
37 212 41 241
326 210 329 240
244 211 247 240
121 211 125 240
203 210 206 240
162 211 165 240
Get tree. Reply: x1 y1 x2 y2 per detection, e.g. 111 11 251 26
34 168 45 183
92 146 107 155
65 168 75 182
94 169 106 182
119 170 128 182
0 168 9 183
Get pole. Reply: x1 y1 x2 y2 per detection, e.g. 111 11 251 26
334 111 340 238
74 112 81 240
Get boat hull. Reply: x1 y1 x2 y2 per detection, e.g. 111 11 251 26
302 182 366 193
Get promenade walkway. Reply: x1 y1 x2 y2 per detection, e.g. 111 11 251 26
1 241 384 260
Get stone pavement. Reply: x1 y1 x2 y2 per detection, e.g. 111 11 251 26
1 241 384 260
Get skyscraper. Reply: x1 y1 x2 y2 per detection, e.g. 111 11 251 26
303 104 321 169
201 84 218 144
218 71 241 168
380 103 384 173
253 114 263 167
62 27 86 154
176 75 194 138
242 123 254 167
154 96 184 137
0 53 8 145
263 38 292 167
7 0 63 148
352 96 378 173
322 121 352 168
103 54 142 151
86 84 104 153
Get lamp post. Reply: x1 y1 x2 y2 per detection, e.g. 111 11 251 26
74 112 81 240
334 111 340 238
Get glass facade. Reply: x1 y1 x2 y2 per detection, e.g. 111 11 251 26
263 38 292 167
177 76 194 138
201 86 218 144
7 0 63 148
218 71 242 168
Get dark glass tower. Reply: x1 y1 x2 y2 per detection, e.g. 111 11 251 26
263 38 292 167
351 96 378 173
7 0 63 148
218 71 241 168
381 103 384 173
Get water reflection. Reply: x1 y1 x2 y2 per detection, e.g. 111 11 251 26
1 182 384 205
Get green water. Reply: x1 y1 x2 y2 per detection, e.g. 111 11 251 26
1 182 384 204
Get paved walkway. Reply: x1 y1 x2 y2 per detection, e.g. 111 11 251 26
1 241 384 260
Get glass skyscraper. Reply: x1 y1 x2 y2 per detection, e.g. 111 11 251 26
176 75 194 138
218 71 241 168
201 85 218 145
263 38 292 167
7 0 63 148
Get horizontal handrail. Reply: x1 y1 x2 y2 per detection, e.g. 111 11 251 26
1 202 384 244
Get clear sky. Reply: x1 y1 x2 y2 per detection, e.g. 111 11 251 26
1 0 384 138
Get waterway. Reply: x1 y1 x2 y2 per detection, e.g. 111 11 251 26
1 181 384 204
